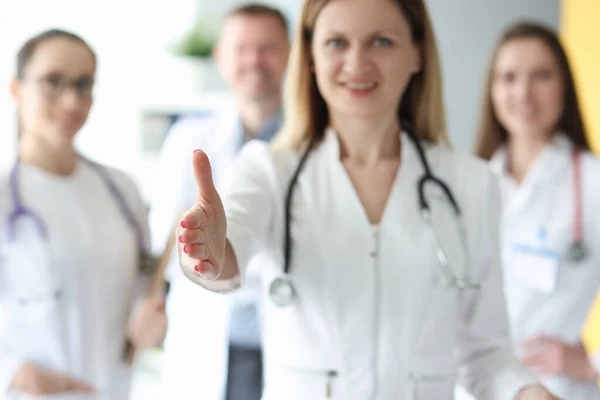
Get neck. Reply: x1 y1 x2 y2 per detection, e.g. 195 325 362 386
237 95 281 137
19 132 77 176
331 113 401 165
507 135 550 184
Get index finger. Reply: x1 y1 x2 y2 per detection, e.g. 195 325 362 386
180 203 207 231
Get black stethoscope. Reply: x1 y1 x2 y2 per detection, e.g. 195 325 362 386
268 121 480 307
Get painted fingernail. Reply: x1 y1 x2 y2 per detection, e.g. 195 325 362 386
194 265 200 272
178 235 183 243
193 149 201 153
183 245 188 254
180 221 185 228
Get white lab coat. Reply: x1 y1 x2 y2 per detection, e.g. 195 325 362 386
182 128 538 400
0 160 150 400
490 134 600 400
149 105 265 400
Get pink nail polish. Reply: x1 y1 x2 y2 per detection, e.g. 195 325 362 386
193 149 201 153
180 221 185 229
178 235 183 243
194 265 200 272
183 245 188 254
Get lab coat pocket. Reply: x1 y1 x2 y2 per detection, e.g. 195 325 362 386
504 244 559 293
407 358 457 400
262 359 339 400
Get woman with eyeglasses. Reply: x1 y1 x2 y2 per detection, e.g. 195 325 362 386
0 29 166 399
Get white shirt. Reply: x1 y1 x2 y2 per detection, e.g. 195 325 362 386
0 159 150 400
184 129 538 400
490 134 600 400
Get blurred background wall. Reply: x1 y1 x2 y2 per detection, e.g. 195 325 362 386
0 0 562 201
2 0 599 398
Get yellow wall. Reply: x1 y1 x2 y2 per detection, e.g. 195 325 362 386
563 0 600 371
561 0 600 152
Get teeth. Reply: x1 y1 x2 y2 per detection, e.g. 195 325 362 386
346 82 376 90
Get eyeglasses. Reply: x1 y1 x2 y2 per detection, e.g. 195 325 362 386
25 74 95 100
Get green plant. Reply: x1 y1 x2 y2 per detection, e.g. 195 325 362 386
172 20 218 59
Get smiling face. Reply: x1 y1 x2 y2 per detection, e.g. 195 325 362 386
310 0 422 121
215 13 289 103
491 37 565 143
12 36 96 148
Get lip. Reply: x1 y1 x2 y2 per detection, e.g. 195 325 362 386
341 81 378 97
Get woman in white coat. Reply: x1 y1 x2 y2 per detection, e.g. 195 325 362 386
0 29 166 399
474 21 600 400
178 1 558 399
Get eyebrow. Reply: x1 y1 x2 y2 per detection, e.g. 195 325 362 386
42 71 94 79
324 29 402 38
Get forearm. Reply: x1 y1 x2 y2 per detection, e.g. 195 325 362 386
577 341 598 382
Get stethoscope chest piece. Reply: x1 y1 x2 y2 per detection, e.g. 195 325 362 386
269 277 296 307
566 240 588 264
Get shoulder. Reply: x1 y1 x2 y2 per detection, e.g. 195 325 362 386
0 164 12 216
581 150 600 196
220 140 300 198
427 143 498 205
238 139 303 179
429 143 495 185
84 161 145 208
582 150 600 172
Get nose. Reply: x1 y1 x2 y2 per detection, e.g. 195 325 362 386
242 47 262 68
58 87 85 110
515 76 534 102
343 45 370 74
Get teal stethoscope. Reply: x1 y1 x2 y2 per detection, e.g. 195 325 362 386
269 120 481 307
6 156 151 305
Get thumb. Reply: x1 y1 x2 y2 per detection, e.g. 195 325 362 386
192 149 217 202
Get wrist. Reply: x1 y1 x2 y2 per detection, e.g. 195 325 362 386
10 362 34 390
583 358 598 382
515 384 545 400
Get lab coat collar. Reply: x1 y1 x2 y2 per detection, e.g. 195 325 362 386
320 127 424 231
490 132 574 188
235 107 283 148
321 126 423 168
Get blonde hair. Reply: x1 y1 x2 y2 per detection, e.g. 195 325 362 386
272 0 449 151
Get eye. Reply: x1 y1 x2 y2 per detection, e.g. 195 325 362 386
44 75 61 88
75 79 94 95
260 44 276 54
533 69 553 80
325 38 345 48
499 72 516 84
373 37 393 47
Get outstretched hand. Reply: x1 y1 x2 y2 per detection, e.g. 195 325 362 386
178 150 227 280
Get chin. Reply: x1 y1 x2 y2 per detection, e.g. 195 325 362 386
53 126 80 142
332 103 388 120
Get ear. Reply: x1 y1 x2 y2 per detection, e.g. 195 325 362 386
9 78 20 101
412 45 423 74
